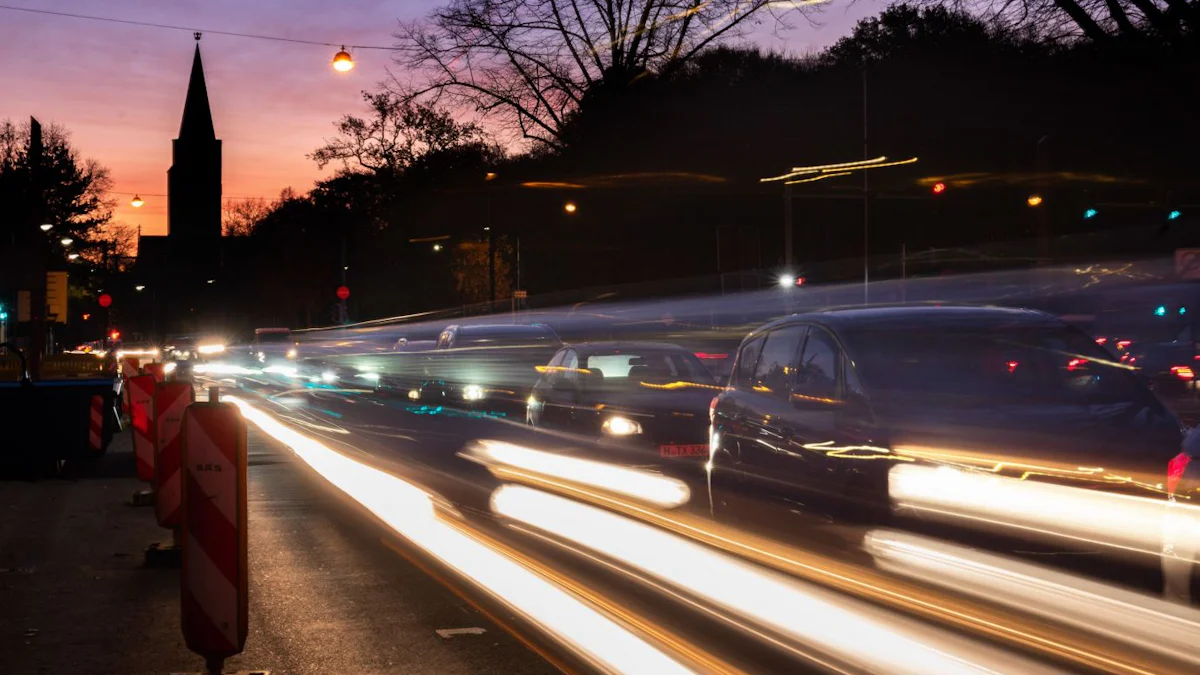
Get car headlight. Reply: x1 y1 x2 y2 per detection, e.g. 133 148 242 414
286 348 298 359
602 416 642 436
408 389 421 400
463 384 486 401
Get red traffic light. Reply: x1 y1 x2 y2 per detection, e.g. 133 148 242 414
336 285 350 300
931 182 947 195
98 293 112 308
110 329 121 341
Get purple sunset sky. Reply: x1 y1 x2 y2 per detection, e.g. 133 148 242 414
1 0 881 235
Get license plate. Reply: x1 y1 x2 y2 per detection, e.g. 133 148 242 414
659 444 708 458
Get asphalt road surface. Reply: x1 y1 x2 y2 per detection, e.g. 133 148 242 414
0 430 559 675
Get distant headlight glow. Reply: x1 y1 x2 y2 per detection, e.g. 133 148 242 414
463 384 486 401
197 343 226 355
286 348 298 359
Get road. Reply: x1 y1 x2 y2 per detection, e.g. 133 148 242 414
0 428 559 675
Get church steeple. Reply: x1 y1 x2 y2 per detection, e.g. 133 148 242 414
179 44 215 140
167 34 222 244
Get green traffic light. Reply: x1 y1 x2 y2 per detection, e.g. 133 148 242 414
1155 305 1167 316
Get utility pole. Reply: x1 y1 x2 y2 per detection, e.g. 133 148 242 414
29 117 48 375
487 193 495 304
784 184 793 271
862 66 870 305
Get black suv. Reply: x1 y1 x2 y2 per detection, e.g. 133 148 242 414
709 306 1183 528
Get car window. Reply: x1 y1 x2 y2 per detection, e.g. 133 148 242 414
560 349 580 382
794 328 839 402
734 335 766 388
582 351 712 383
753 326 806 397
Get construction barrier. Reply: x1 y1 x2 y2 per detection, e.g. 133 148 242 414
120 356 141 379
128 374 158 482
154 381 195 528
88 394 105 453
143 362 166 383
42 353 108 379
181 391 248 671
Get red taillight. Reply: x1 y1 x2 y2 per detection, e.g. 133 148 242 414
695 352 728 360
1172 365 1195 381
709 396 719 423
1067 358 1088 372
1167 452 1191 495
1006 360 1019 374
1116 340 1132 350
1095 336 1108 345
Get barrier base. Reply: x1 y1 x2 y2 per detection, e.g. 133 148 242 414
143 540 182 568
129 489 155 507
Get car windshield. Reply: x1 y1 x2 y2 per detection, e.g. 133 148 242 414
841 324 1150 405
257 332 291 343
580 350 714 385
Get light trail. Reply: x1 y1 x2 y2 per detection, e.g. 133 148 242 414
888 464 1200 558
491 485 1063 675
464 439 690 509
226 396 697 675
865 529 1200 669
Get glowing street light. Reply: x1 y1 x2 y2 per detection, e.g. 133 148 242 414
60 236 73 246
564 201 578 214
432 243 443 252
130 194 145 208
39 223 52 232
1027 195 1044 207
332 46 354 72
135 285 146 292
67 253 79 261
485 172 498 181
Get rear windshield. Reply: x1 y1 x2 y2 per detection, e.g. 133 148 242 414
581 350 713 385
841 325 1151 405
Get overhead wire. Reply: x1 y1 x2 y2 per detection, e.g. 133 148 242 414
0 4 393 50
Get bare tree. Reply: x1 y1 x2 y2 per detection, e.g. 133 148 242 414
223 198 272 237
310 92 490 174
392 0 821 149
926 0 1197 43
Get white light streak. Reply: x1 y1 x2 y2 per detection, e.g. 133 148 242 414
227 398 693 675
492 486 1059 675
467 439 689 509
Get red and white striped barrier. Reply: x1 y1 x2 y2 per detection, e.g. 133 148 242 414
128 374 158 482
88 394 105 453
120 356 141 379
154 382 194 528
143 362 166 383
181 392 248 668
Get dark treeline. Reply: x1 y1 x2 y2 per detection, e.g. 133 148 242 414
224 3 1200 330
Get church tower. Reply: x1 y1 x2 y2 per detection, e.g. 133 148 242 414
167 36 222 246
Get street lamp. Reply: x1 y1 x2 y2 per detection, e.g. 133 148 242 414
131 195 145 208
433 243 443 252
135 285 146 292
39 223 52 232
67 253 79 261
564 201 578 214
332 47 354 72
60 236 73 246
1027 195 1044 207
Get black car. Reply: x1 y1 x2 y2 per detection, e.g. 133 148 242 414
528 342 721 465
709 306 1184 529
416 323 562 416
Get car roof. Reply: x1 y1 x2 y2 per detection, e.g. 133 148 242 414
755 305 1062 335
458 324 555 335
566 341 689 355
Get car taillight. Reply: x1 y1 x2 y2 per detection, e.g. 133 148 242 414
1171 365 1195 381
709 396 719 423
1167 452 1191 496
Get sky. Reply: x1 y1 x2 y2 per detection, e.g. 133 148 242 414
1 0 880 236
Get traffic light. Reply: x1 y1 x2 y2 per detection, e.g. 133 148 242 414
110 329 121 341
1169 209 1183 220
1083 208 1098 219
1181 307 1188 316
1027 195 1044 207
931 182 947 195
1155 305 1168 316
